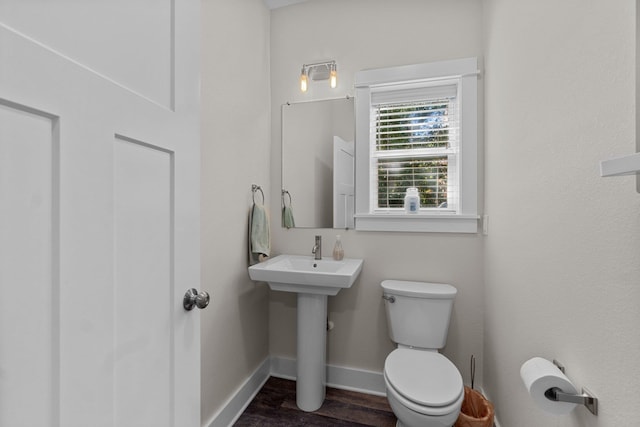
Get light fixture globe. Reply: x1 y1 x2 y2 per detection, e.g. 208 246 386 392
329 63 337 88
300 66 309 92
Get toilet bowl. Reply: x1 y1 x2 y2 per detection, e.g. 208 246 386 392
384 348 463 427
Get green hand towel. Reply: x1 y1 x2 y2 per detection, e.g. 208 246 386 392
250 203 270 257
282 205 295 229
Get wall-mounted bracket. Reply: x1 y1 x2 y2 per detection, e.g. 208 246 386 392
548 359 598 415
544 386 598 415
600 152 640 178
552 359 565 373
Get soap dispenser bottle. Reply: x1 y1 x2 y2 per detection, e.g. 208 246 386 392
332 235 344 261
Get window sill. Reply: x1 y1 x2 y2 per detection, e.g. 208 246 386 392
354 213 479 233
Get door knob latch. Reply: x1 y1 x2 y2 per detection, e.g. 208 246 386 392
183 288 210 311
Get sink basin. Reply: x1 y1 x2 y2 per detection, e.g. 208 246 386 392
248 254 363 296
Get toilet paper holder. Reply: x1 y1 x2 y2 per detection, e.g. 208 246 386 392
545 359 598 415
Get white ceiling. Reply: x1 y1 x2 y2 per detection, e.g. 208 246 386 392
263 0 309 10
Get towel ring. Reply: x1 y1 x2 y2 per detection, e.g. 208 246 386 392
281 189 292 207
251 184 264 204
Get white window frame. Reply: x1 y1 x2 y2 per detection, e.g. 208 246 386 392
354 57 479 233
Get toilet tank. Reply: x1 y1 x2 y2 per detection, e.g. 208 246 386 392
381 280 457 349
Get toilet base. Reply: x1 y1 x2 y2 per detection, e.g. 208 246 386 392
385 374 461 427
395 422 457 427
387 390 458 427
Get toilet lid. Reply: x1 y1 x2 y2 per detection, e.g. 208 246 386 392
385 349 463 407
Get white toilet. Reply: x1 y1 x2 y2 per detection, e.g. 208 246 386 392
381 280 464 427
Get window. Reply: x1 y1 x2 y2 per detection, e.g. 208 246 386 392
354 58 479 232
373 83 458 212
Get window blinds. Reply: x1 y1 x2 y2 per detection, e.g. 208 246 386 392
370 82 459 211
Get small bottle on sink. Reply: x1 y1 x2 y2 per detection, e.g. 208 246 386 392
332 235 344 261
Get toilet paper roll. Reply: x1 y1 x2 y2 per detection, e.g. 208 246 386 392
520 357 578 415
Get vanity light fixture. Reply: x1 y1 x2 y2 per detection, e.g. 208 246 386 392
299 60 338 92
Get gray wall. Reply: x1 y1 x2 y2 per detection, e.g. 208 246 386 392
200 1 640 426
483 0 640 425
269 0 485 386
201 0 271 423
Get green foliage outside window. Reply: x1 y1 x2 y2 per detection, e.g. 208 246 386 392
375 100 450 209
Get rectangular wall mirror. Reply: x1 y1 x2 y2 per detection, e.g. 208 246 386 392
282 97 355 229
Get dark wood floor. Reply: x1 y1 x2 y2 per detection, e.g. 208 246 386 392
234 377 397 426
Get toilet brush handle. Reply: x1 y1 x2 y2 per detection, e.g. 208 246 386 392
470 355 475 389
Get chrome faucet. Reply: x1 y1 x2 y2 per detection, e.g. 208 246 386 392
311 235 322 260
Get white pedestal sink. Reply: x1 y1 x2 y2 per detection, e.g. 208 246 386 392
248 254 363 411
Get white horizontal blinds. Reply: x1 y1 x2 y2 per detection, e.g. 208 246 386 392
370 81 460 211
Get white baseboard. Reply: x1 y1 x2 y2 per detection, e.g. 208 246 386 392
268 355 296 380
269 356 386 396
205 356 501 427
204 357 270 427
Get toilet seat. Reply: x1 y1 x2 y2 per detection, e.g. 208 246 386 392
384 348 463 416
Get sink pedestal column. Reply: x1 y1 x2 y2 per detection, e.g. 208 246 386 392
296 293 327 412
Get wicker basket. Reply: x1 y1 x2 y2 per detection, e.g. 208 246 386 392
454 386 495 427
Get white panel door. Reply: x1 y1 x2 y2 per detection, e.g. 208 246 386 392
333 136 355 229
0 1 201 426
